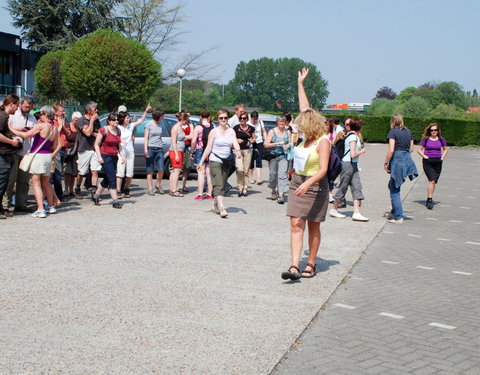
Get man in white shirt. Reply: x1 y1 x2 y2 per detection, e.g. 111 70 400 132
3 95 36 212
227 104 244 127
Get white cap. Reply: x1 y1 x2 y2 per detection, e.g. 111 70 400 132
118 105 127 112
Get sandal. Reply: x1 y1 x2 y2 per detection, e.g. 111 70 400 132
301 263 316 278
171 191 184 197
281 265 301 280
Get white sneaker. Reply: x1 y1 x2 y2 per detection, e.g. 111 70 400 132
352 212 369 222
329 209 346 218
388 218 404 224
329 194 334 203
48 206 57 214
219 207 228 218
32 210 47 218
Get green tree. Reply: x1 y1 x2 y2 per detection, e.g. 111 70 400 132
8 0 122 53
227 57 328 112
365 98 398 115
436 81 466 109
396 87 416 103
414 82 443 108
62 29 161 111
398 96 432 117
430 103 464 118
34 50 68 101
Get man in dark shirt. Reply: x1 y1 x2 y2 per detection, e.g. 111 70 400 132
0 94 20 219
74 101 101 199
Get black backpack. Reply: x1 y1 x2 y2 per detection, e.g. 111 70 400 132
201 123 215 148
334 132 354 160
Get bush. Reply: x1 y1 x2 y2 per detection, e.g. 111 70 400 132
35 50 68 101
62 29 162 111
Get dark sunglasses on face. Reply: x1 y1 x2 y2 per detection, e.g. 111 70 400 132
430 128 438 132
240 117 248 120
218 116 228 120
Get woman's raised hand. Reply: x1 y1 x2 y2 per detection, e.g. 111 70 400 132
145 103 152 112
298 68 309 84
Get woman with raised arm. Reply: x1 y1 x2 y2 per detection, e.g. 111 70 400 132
197 110 241 218
417 123 448 209
281 68 330 280
116 103 151 198
384 114 418 223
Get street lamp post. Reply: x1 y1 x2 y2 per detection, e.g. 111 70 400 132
177 68 186 112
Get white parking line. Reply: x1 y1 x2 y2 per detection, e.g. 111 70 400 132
460 207 471 210
379 312 404 320
333 303 357 310
426 218 438 221
416 266 435 270
475 223 480 225
428 322 457 330
383 231 394 234
437 238 452 241
466 197 475 199
449 220 463 223
453 271 472 276
439 204 450 207
408 234 422 238
466 241 480 246
381 260 399 265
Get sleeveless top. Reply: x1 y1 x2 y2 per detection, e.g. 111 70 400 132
209 129 233 163
169 126 186 152
271 128 289 156
296 134 329 177
31 125 55 154
182 124 192 146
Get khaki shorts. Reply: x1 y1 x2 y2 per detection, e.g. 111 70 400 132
117 151 134 178
30 153 52 177
77 150 101 176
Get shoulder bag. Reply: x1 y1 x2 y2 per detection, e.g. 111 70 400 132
19 129 52 172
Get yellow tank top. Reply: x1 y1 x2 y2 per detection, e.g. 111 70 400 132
296 135 329 177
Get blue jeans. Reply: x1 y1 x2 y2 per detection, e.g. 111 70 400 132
146 147 164 173
100 154 118 190
388 178 403 220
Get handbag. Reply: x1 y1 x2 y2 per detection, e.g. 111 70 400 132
19 129 52 172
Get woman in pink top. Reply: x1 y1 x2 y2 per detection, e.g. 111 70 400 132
9 105 58 218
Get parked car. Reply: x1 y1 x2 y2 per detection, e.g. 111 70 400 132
99 113 200 177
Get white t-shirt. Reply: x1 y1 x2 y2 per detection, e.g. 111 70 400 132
9 109 36 156
247 119 265 143
343 132 361 162
228 114 240 128
119 124 135 153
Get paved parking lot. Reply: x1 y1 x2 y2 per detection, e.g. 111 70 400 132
1 145 477 374
273 148 480 375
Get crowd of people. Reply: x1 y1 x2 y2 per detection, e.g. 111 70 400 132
0 81 449 278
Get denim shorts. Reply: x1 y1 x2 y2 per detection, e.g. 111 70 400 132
193 148 206 166
146 147 164 173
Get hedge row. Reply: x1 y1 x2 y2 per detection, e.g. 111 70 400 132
324 115 480 146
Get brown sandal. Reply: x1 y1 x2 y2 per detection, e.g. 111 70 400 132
171 191 184 197
301 263 316 278
281 265 301 280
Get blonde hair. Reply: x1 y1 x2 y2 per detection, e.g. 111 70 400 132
390 113 404 129
296 109 327 139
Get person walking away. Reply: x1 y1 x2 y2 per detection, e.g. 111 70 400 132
197 110 241 218
417 123 448 209
179 112 194 193
329 118 369 221
92 113 125 209
233 111 255 196
384 114 418 224
3 95 35 212
0 95 20 219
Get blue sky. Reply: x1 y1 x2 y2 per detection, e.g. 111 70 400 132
1 0 479 104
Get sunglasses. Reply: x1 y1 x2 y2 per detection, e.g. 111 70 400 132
218 116 228 120
240 117 248 120
430 128 438 132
